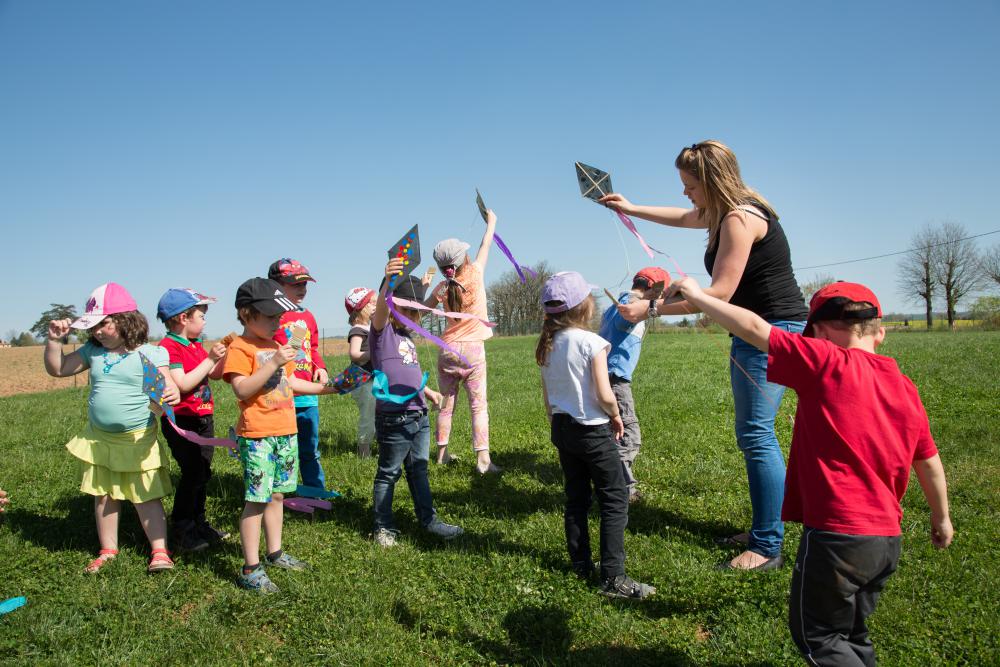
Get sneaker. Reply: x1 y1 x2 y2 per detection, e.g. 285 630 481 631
237 565 279 594
265 551 310 571
599 574 656 600
373 527 400 548
196 520 230 544
425 518 464 540
173 522 210 552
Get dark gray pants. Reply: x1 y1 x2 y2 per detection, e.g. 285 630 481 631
609 376 641 493
789 527 901 666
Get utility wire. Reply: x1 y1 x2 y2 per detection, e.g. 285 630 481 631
793 229 999 272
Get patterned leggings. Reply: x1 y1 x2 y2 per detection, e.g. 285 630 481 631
435 341 489 452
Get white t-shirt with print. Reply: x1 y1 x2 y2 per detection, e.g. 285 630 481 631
540 328 611 425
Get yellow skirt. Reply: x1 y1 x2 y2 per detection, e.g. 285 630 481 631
65 422 173 503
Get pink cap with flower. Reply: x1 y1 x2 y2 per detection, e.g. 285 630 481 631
71 283 138 329
344 287 375 314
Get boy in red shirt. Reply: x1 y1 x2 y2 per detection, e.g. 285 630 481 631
664 277 953 666
157 288 229 551
268 258 333 496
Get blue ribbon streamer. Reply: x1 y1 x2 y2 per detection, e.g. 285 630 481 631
372 369 429 404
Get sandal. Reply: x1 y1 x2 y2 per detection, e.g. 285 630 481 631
85 548 118 574
147 548 174 573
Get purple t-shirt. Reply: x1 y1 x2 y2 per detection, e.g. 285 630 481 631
368 324 427 413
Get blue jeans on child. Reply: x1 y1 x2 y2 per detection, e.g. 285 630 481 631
373 410 436 531
295 405 326 489
729 319 805 558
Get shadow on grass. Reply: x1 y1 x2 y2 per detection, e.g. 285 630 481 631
392 599 708 665
6 493 156 553
492 449 563 485
433 482 565 518
627 502 743 549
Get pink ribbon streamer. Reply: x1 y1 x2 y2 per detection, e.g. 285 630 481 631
162 416 237 449
389 296 497 327
614 210 687 278
386 293 472 366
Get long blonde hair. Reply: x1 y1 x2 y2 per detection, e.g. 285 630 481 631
535 296 594 367
675 140 777 248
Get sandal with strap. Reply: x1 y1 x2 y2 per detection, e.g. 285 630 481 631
147 548 174 573
85 548 118 574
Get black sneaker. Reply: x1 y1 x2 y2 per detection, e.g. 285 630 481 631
197 520 230 544
599 574 656 599
173 521 210 552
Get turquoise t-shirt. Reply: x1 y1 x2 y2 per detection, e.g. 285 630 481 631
78 341 168 432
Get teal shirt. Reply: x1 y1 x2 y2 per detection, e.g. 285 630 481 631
79 341 168 432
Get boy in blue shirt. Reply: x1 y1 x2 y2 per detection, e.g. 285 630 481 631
599 267 669 503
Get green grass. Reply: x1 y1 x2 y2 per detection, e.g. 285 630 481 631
1 332 997 665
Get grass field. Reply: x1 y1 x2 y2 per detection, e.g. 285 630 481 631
1 332 997 665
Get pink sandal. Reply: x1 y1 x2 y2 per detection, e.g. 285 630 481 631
147 548 174 573
85 548 118 574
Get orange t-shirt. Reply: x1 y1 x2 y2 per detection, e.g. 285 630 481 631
223 335 297 438
433 262 493 344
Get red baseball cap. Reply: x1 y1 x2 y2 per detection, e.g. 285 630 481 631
632 267 670 289
804 282 882 337
268 258 315 284
344 287 375 314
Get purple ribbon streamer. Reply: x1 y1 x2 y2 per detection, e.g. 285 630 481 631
493 233 536 283
386 292 471 366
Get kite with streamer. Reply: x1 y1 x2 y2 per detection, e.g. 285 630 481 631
476 189 536 283
328 364 373 394
575 161 687 278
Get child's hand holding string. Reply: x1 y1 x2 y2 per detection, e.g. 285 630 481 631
598 193 636 215
272 343 296 367
423 387 443 410
48 319 72 343
208 342 228 363
385 257 405 284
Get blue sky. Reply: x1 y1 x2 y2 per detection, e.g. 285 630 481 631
2 0 998 338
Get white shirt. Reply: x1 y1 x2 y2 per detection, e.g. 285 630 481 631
540 328 611 425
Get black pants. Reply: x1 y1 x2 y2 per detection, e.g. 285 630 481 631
789 527 901 667
550 413 629 580
161 414 215 525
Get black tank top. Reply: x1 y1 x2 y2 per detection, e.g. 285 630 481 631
703 206 808 321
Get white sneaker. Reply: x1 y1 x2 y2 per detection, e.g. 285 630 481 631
373 527 399 548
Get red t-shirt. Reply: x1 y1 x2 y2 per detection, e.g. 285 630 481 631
273 307 326 382
159 333 214 417
767 327 938 536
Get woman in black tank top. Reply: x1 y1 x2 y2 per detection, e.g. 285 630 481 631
601 140 806 571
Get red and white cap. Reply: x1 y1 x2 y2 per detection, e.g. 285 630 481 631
71 282 138 329
345 287 375 314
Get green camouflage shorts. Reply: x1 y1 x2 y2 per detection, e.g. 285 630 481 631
237 434 298 503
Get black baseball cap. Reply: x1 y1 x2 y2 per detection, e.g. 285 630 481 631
235 278 298 316
378 274 426 303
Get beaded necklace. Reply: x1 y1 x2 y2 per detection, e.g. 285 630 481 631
102 349 131 375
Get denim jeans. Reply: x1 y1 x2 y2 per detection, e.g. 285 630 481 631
373 410 436 531
295 405 326 489
729 319 805 557
550 414 629 581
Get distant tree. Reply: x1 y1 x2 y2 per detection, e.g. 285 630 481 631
799 273 837 304
969 295 1000 328
31 304 78 343
982 244 1000 287
486 262 553 336
932 223 984 328
3 329 18 345
13 332 37 347
897 225 939 328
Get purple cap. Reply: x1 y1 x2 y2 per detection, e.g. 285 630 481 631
541 271 597 313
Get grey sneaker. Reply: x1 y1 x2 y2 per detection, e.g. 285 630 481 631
373 527 400 547
237 565 279 594
425 518 464 540
265 551 310 571
600 574 656 599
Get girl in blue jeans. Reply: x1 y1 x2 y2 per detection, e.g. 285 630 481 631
603 140 807 570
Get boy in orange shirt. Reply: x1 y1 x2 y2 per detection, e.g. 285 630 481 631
223 278 336 594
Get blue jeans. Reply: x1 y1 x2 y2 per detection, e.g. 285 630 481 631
373 410 436 531
729 319 805 558
295 405 326 489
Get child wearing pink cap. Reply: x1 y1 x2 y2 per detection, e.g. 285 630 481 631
44 282 181 574
345 287 377 457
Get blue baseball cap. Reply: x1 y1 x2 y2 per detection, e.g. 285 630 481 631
157 288 217 322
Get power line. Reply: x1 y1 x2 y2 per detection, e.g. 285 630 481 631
794 229 1000 272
